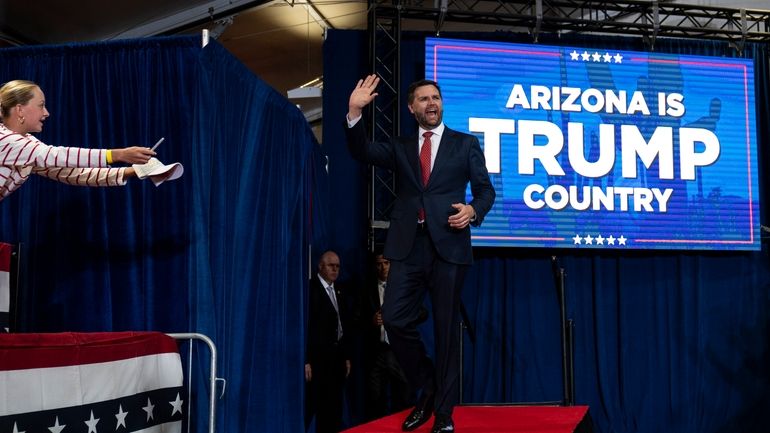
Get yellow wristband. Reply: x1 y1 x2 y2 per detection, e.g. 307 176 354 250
106 149 113 165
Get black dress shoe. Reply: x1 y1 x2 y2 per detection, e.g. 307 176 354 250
401 392 434 431
431 414 454 433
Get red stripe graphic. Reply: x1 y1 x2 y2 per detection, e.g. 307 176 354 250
0 331 179 371
0 242 11 272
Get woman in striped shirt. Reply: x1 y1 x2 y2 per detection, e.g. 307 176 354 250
0 80 156 201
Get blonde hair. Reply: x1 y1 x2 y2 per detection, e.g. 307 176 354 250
0 80 39 120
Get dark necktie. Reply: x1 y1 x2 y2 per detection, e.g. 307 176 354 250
418 131 433 221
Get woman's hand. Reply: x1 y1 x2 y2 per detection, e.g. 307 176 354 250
113 146 155 164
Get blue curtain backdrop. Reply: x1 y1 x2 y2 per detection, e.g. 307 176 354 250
322 29 770 433
0 36 324 433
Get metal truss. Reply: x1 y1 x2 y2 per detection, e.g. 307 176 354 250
368 3 402 249
366 0 770 249
375 0 770 45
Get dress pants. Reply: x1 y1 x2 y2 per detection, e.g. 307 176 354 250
305 343 346 433
366 341 411 419
381 228 468 417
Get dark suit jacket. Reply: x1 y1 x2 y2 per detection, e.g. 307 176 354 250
362 279 385 352
346 120 496 264
306 274 350 366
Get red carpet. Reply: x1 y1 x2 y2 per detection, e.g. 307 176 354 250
343 405 591 433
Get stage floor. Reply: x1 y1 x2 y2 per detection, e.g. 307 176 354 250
342 405 592 433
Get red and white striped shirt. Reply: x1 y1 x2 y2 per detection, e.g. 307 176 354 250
0 123 126 201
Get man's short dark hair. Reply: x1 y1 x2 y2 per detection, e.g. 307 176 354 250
407 79 441 104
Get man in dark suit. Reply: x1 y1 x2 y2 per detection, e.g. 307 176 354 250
364 253 412 420
305 250 351 433
345 75 496 433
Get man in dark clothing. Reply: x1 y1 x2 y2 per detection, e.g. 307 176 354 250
305 250 351 433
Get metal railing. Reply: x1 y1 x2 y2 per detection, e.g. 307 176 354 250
167 333 226 433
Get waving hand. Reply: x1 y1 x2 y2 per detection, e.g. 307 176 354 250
348 74 380 120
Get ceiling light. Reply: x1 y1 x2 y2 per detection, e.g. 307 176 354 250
288 76 323 99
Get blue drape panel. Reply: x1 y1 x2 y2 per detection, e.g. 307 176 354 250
0 38 199 332
323 30 770 433
189 41 319 433
320 31 372 428
0 36 323 433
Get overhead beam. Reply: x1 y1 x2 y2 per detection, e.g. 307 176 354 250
107 0 273 40
304 0 334 32
373 0 770 43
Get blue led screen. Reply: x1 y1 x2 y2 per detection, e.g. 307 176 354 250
426 37 760 250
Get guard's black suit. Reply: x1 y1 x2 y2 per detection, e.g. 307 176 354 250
363 279 412 420
305 274 350 433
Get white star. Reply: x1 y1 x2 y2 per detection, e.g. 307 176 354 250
85 410 99 433
595 235 605 245
48 416 66 433
581 51 590 61
572 234 583 244
143 398 155 421
570 50 579 60
607 235 616 245
602 52 612 62
618 235 627 245
12 422 25 433
115 405 128 429
584 234 594 245
169 393 184 416
613 53 624 63
592 52 601 62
